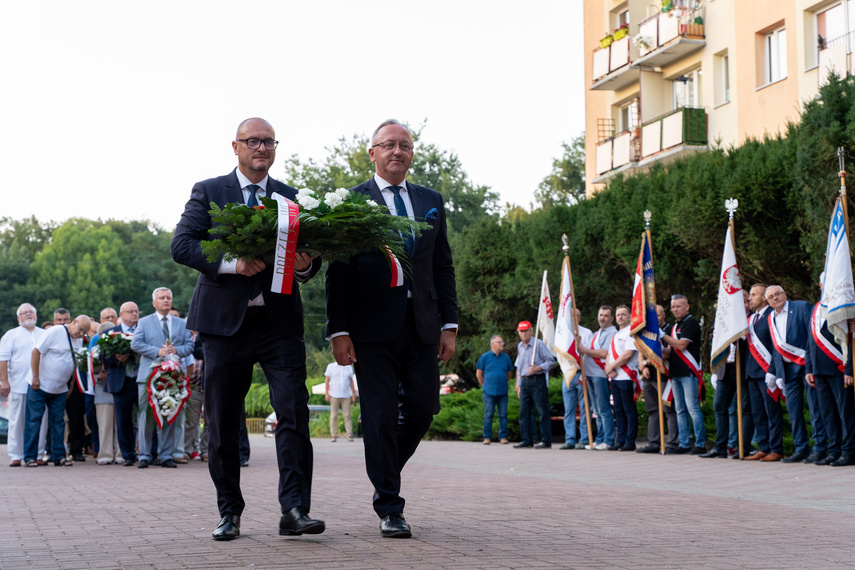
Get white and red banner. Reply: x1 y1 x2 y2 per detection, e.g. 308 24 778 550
821 198 855 360
271 195 301 295
536 270 556 357
553 259 579 386
711 226 748 368
811 303 845 372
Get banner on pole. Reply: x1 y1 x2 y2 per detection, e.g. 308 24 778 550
630 232 664 373
711 226 748 368
536 270 555 357
820 198 855 359
554 258 580 385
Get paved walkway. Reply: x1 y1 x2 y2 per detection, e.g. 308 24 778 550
2 435 854 569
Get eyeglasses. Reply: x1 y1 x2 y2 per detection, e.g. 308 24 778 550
236 138 279 151
766 291 784 300
371 141 413 152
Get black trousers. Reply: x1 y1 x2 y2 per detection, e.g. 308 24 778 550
642 379 678 447
66 382 86 455
353 302 439 518
202 308 312 517
112 375 139 462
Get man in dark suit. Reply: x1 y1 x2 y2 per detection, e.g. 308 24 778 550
325 119 458 539
171 117 323 541
766 285 827 463
102 301 141 466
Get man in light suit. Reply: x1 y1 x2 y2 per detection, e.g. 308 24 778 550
130 287 194 469
766 285 827 463
171 117 323 542
326 119 458 539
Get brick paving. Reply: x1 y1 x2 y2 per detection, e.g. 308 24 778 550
2 435 855 569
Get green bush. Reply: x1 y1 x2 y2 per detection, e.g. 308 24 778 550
310 405 361 438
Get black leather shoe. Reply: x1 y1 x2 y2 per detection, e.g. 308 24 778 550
533 442 551 449
559 443 576 450
380 513 412 538
279 507 325 536
830 453 855 466
212 515 240 541
513 443 533 448
815 453 840 466
137 459 150 469
667 446 691 455
689 446 706 455
619 443 636 451
240 459 249 467
700 449 725 458
151 457 161 466
123 459 136 467
636 444 660 454
72 453 86 462
782 450 809 463
803 450 826 464
161 459 177 468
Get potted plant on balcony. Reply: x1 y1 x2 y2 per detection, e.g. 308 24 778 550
633 35 653 50
613 23 629 40
661 0 674 12
600 32 614 48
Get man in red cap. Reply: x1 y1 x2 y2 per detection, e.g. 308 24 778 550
513 320 555 448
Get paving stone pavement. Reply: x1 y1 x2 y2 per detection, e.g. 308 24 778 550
2 435 855 569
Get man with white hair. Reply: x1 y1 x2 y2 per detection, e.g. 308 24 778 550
0 303 47 466
24 314 91 466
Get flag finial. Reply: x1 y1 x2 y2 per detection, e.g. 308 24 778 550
725 198 738 220
562 234 569 256
644 210 651 230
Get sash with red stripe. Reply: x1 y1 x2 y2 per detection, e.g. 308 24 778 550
811 303 845 372
672 346 704 393
385 247 404 288
590 331 606 373
768 313 806 366
610 334 641 396
747 312 772 373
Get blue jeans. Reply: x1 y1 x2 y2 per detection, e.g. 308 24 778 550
482 393 509 440
611 380 637 446
587 376 614 445
672 375 706 448
562 374 591 445
519 375 551 445
24 387 66 463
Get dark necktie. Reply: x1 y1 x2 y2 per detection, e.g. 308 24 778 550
161 316 169 341
246 184 261 207
389 185 413 256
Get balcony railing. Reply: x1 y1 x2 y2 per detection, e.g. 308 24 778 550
591 34 636 91
634 5 705 68
818 30 854 86
640 107 707 159
595 129 641 175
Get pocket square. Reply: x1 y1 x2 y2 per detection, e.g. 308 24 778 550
424 208 438 222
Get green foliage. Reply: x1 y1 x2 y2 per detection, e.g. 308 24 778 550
535 134 586 208
244 383 274 417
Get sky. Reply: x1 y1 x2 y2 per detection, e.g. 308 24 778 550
1 1 585 230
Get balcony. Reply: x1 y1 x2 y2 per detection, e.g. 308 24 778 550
593 107 707 183
818 31 854 87
590 34 637 91
633 6 705 69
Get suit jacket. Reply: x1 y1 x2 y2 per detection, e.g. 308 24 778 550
171 169 321 337
130 313 194 384
746 306 773 379
102 324 136 393
770 300 812 381
325 178 457 345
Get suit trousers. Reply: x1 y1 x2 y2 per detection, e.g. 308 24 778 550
713 363 753 453
66 383 86 455
814 373 855 455
642 379 678 447
111 375 139 462
202 308 313 517
783 364 827 454
747 376 783 454
353 302 440 518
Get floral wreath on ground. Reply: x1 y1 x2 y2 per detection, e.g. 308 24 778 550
146 357 190 429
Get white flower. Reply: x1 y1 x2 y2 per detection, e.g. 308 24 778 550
324 192 344 208
296 188 315 199
297 195 320 209
335 188 349 199
366 199 378 207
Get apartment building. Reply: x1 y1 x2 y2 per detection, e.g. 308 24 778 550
584 0 855 196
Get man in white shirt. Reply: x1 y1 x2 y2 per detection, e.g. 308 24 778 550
604 305 639 451
324 361 356 442
24 314 91 466
0 303 47 466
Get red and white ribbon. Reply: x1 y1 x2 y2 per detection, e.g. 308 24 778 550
747 313 772 372
661 379 674 405
271 195 301 295
590 331 607 374
386 247 404 288
811 303 845 372
768 313 806 366
610 335 640 395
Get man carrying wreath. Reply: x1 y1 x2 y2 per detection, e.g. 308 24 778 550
172 117 323 541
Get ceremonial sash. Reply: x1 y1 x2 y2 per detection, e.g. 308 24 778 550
661 379 674 406
672 346 704 393
811 303 845 372
767 384 784 403
610 335 640 394
746 313 772 373
385 247 404 288
271 195 301 295
768 313 806 366
590 331 607 374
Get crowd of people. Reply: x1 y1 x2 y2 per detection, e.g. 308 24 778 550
477 283 855 466
0 288 216 469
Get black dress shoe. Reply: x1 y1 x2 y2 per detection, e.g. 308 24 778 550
559 443 576 450
803 450 826 464
72 453 86 462
513 443 533 448
619 443 636 451
151 457 161 466
240 459 249 467
137 459 150 469
379 513 412 538
830 453 855 466
123 459 136 467
279 506 325 536
667 446 691 455
533 442 551 449
161 459 177 468
212 515 240 541
699 449 724 458
689 446 706 455
815 453 840 466
636 444 660 453
782 450 809 463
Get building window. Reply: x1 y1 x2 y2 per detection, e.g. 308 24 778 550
616 9 629 28
619 99 640 132
765 27 787 84
714 52 729 106
673 68 702 109
817 3 846 51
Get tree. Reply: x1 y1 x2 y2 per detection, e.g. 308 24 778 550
534 133 586 208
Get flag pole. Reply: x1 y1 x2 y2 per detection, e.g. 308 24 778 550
563 234 594 447
726 198 745 459
838 147 854 389
644 210 667 455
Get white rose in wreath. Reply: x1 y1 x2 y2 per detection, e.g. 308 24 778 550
324 192 344 208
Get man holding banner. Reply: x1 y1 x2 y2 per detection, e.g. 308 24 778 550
172 118 323 541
